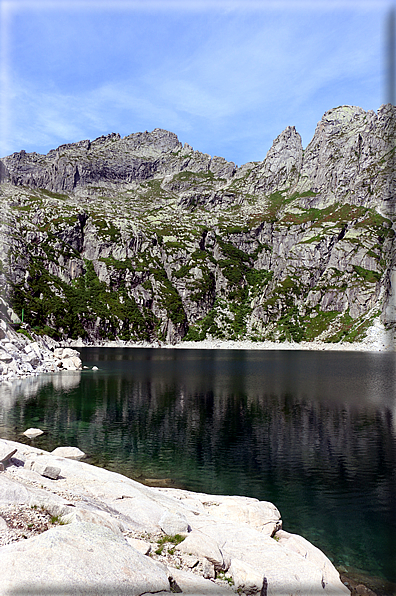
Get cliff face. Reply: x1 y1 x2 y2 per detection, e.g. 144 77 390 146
0 105 395 345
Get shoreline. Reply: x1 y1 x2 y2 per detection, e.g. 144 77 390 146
65 337 396 353
1 438 394 596
0 437 351 595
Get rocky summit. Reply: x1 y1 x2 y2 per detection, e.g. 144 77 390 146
0 105 395 346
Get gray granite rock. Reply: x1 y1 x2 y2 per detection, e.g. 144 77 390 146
176 529 226 571
1 104 395 347
0 438 350 596
22 428 44 438
51 446 85 460
0 522 170 596
159 510 190 535
0 447 17 467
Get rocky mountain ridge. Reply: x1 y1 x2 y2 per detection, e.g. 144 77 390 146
0 104 395 346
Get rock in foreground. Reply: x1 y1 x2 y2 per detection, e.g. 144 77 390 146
0 438 350 595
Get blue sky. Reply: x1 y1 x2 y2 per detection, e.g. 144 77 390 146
0 0 394 166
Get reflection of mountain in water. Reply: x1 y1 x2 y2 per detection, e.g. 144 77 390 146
0 371 81 414
0 348 395 586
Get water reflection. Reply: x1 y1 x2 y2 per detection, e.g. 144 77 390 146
0 371 81 415
0 349 395 588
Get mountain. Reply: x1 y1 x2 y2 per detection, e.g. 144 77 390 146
0 104 395 346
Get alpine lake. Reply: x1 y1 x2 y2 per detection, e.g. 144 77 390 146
1 347 395 595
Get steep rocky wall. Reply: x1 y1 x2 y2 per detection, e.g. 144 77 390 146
0 105 395 346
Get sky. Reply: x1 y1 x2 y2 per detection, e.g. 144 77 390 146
0 0 394 166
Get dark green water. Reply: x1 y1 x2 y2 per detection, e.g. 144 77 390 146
1 348 395 592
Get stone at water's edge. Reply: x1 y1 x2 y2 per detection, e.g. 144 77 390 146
23 428 44 439
51 446 85 460
0 438 350 596
0 305 83 383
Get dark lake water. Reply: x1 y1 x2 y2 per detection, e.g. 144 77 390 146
1 348 395 594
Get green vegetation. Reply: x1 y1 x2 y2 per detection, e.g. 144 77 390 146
11 256 156 341
289 190 317 200
4 146 390 346
155 534 185 555
282 203 367 226
189 269 215 303
92 217 121 242
173 170 215 182
303 310 341 340
174 264 191 279
152 267 186 326
50 515 66 525
353 265 381 283
217 238 251 285
265 191 290 221
325 312 355 343
216 570 235 585
17 328 33 341
184 298 226 341
39 188 70 200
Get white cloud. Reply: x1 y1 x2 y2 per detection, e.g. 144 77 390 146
0 1 388 163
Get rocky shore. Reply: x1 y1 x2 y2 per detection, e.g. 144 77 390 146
64 319 395 353
2 319 392 385
0 438 352 596
0 302 82 383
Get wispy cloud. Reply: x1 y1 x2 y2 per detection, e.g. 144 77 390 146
0 1 389 164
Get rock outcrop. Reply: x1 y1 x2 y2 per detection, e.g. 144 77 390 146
0 297 82 382
0 105 395 347
0 438 350 595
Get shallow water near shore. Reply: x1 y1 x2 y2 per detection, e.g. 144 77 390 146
1 347 396 594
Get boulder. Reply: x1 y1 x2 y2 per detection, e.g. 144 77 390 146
0 348 12 364
60 505 126 535
159 510 190 535
191 521 350 595
33 462 61 480
0 522 170 596
0 446 17 467
0 474 32 504
0 439 351 596
125 537 151 555
54 347 80 359
275 529 345 589
202 558 216 579
23 428 44 439
25 353 40 368
25 455 61 479
229 558 266 595
61 355 82 370
51 446 85 460
168 568 234 595
176 529 226 571
203 495 281 535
